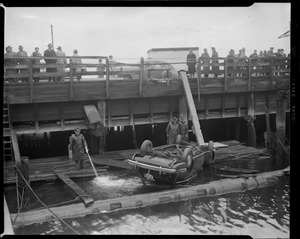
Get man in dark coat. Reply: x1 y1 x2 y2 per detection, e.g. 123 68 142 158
4 45 17 83
44 43 57 82
166 117 179 145
227 49 235 77
179 114 189 142
200 48 210 77
69 128 89 170
186 50 197 78
211 47 219 77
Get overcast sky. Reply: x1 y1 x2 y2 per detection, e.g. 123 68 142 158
4 3 290 62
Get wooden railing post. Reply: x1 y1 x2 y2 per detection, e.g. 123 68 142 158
270 58 274 89
248 59 251 91
69 62 74 100
106 58 110 98
197 58 201 102
139 57 144 97
224 59 228 92
28 60 34 102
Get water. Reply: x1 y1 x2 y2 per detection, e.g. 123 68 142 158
5 155 290 236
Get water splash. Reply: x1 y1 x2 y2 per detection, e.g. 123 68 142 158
92 175 140 188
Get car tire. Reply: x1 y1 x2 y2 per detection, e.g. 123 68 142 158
182 148 193 172
140 140 153 156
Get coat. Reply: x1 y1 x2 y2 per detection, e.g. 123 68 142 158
69 133 88 161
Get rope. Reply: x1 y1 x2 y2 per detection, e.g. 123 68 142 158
275 134 290 157
14 166 81 235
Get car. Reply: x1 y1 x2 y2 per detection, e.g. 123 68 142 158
111 59 179 80
128 138 216 188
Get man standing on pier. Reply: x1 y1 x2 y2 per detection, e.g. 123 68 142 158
166 117 179 145
69 128 89 170
44 43 57 82
200 48 210 77
186 50 197 78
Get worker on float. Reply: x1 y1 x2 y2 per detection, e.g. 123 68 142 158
166 116 179 145
69 128 89 170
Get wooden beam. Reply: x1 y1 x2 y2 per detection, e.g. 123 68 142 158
178 96 188 123
224 59 228 92
10 129 21 166
97 100 106 127
179 71 204 145
69 62 74 100
248 59 251 91
107 100 112 128
11 168 286 227
139 57 144 97
237 93 241 117
205 95 209 119
169 97 173 120
34 103 39 132
106 58 110 98
28 60 34 102
275 97 287 156
129 99 133 126
53 171 94 206
221 94 225 118
150 98 154 124
59 103 64 130
197 58 202 102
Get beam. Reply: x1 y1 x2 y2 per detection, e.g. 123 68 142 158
179 71 204 145
53 170 94 206
11 168 288 227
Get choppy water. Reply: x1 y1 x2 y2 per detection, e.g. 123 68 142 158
5 155 290 236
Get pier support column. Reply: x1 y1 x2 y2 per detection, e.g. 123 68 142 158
179 96 188 123
246 92 256 147
234 118 241 141
275 91 288 157
97 100 107 154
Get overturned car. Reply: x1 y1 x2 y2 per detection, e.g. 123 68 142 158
128 138 216 188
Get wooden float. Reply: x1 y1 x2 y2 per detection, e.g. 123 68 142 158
11 167 289 227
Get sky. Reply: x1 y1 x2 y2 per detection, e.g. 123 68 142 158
4 4 290 62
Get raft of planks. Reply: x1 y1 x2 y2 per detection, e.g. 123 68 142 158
11 167 289 227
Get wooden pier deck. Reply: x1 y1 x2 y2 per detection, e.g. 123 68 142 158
4 140 269 185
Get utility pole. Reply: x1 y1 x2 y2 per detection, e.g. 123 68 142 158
51 25 54 48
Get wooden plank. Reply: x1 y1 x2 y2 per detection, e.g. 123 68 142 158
197 58 202 102
97 100 106 127
11 168 286 227
34 103 39 132
54 170 94 206
179 71 204 145
150 98 154 124
139 57 144 97
248 59 251 91
276 97 287 156
10 129 21 165
59 103 65 130
3 195 14 235
205 95 209 119
69 63 74 100
221 94 225 118
106 58 110 98
28 60 34 102
224 59 228 92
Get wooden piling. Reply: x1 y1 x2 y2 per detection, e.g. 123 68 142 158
276 94 287 156
247 92 256 147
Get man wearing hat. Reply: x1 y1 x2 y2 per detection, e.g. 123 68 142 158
16 45 28 82
70 49 82 81
226 49 235 77
97 59 105 78
4 46 17 83
69 128 89 170
200 48 210 77
211 47 220 77
179 114 189 142
44 43 57 82
186 49 197 78
55 46 67 81
166 116 179 145
31 47 43 82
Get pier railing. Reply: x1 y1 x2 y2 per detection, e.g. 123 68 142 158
4 56 290 103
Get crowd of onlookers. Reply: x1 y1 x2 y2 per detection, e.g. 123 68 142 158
187 47 290 78
4 43 116 83
4 44 290 83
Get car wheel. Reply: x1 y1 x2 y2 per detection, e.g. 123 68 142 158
140 140 153 156
182 148 193 172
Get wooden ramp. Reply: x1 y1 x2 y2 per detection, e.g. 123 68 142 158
53 170 94 207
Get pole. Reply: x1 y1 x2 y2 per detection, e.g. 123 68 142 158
51 25 54 49
86 152 98 177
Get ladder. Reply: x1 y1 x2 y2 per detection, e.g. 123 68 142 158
3 98 13 161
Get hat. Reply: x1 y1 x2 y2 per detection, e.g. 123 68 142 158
73 49 78 53
74 128 81 132
57 46 62 50
6 45 12 50
19 45 23 48
48 43 52 47
172 117 177 121
281 49 284 51
270 47 274 49
108 55 113 58
204 48 207 51
35 47 39 50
